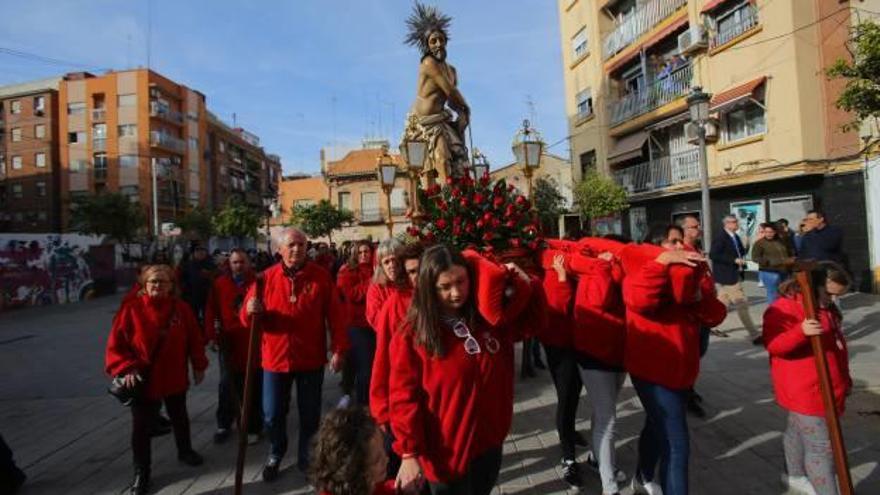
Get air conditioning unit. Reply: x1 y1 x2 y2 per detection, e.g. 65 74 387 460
677 26 708 54
686 119 719 145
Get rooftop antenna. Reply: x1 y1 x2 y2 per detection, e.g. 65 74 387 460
232 112 237 127
146 0 152 69
526 94 537 129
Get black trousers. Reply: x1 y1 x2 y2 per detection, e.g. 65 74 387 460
0 433 26 493
131 393 192 470
544 344 583 460
348 326 376 406
216 354 263 434
428 447 503 495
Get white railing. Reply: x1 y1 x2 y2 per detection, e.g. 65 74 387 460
150 101 185 124
608 63 692 126
150 131 186 153
710 5 759 48
93 138 107 152
613 148 700 194
602 0 687 60
92 109 106 121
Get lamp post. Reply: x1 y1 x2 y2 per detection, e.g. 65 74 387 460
687 87 713 248
261 193 275 253
512 119 544 205
377 147 398 238
399 133 427 225
472 149 490 181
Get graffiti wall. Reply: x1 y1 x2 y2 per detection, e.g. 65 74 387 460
0 234 107 310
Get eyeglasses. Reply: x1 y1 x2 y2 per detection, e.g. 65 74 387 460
451 320 500 355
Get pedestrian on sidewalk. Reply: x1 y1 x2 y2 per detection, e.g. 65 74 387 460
389 246 538 495
105 264 208 495
762 261 852 495
799 210 845 265
337 240 375 407
179 245 217 326
751 222 794 305
710 214 761 341
204 248 262 445
241 228 348 482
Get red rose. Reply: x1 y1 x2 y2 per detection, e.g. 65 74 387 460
453 216 462 225
424 231 436 242
482 212 493 223
482 232 494 241
437 200 448 211
491 218 501 228
528 240 538 250
480 175 490 186
506 220 517 228
476 219 485 228
451 187 461 198
460 198 469 208
473 193 485 204
465 223 475 233
453 225 462 236
508 184 516 192
493 196 505 208
446 177 455 186
511 238 522 248
515 195 526 206
407 226 420 236
436 219 447 230
505 205 515 217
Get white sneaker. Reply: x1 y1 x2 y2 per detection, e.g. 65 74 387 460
247 433 260 445
631 474 663 495
785 475 818 495
336 394 351 409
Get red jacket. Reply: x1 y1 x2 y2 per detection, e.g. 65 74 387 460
205 273 256 371
105 295 208 400
366 282 398 331
763 295 851 416
338 263 373 329
572 256 626 367
621 245 726 390
537 265 574 349
239 262 348 373
370 287 412 425
320 480 396 495
389 319 516 483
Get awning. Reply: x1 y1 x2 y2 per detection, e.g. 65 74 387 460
700 0 727 13
710 76 767 112
607 14 689 74
646 111 690 131
607 131 649 166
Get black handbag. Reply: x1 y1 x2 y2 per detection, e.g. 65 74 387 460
108 307 176 406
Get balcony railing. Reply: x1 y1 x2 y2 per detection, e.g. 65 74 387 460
92 109 106 121
150 101 185 125
710 5 759 49
359 209 383 223
602 0 687 60
612 149 700 194
608 63 692 126
93 138 107 152
150 131 186 153
93 167 108 182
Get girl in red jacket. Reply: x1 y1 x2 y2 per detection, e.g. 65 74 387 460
390 245 534 495
105 264 208 495
762 262 852 495
310 406 395 495
337 240 375 406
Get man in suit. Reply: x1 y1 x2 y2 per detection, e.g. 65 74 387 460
710 214 760 344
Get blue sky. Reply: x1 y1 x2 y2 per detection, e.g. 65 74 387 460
0 1 567 175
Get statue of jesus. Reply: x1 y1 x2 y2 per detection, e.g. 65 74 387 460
401 2 471 183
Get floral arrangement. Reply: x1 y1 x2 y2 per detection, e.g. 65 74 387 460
407 173 542 254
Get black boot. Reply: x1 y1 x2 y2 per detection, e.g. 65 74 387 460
130 467 150 495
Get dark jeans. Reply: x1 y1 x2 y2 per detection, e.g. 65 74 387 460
216 354 263 434
428 447 503 495
543 344 582 460
382 425 402 480
0 433 26 493
632 377 690 495
348 326 376 406
263 368 324 467
131 393 192 470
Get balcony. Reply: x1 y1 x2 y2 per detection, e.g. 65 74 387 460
608 62 692 127
150 101 184 125
710 5 759 49
612 149 700 194
150 131 186 153
93 138 107 152
602 0 687 60
93 167 108 182
359 209 383 224
92 109 106 121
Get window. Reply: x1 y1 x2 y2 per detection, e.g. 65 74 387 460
36 181 47 197
94 153 108 180
11 127 21 142
93 123 107 139
35 152 46 168
118 124 137 137
67 102 86 115
218 140 226 153
119 155 139 168
10 100 21 114
93 93 106 109
37 211 47 221
712 1 759 48
722 101 766 142
70 159 88 172
118 94 136 107
35 124 45 139
338 191 352 211
12 156 22 170
571 28 588 60
576 88 593 120
12 184 23 199
361 192 380 221
579 150 596 178
68 131 86 144
120 185 139 202
390 188 406 214
33 96 45 114
188 137 199 151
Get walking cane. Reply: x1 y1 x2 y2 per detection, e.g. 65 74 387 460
234 273 264 495
794 267 854 495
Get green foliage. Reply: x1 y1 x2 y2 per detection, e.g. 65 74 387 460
573 171 629 219
212 198 262 240
826 20 880 129
534 177 567 233
288 199 354 243
176 207 214 240
69 192 146 243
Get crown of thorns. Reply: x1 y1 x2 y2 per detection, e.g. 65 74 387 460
404 2 452 54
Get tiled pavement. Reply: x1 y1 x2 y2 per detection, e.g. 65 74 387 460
1 282 878 494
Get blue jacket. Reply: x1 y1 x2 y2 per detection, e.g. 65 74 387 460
710 230 746 285
799 225 844 263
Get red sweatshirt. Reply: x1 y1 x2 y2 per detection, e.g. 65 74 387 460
537 264 574 349
205 273 256 371
370 287 413 425
320 480 396 495
366 282 398 331
239 262 348 373
621 245 726 390
571 256 626 367
763 295 851 416
105 295 208 400
389 319 516 483
338 263 374 329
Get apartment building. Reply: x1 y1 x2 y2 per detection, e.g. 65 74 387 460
558 0 872 288
0 78 62 232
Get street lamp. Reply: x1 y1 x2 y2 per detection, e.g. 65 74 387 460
399 132 427 224
687 86 713 249
262 193 275 253
377 147 398 238
471 149 490 181
512 119 544 204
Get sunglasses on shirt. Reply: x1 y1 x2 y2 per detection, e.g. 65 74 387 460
451 320 500 355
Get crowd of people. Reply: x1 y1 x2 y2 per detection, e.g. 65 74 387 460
92 206 853 495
